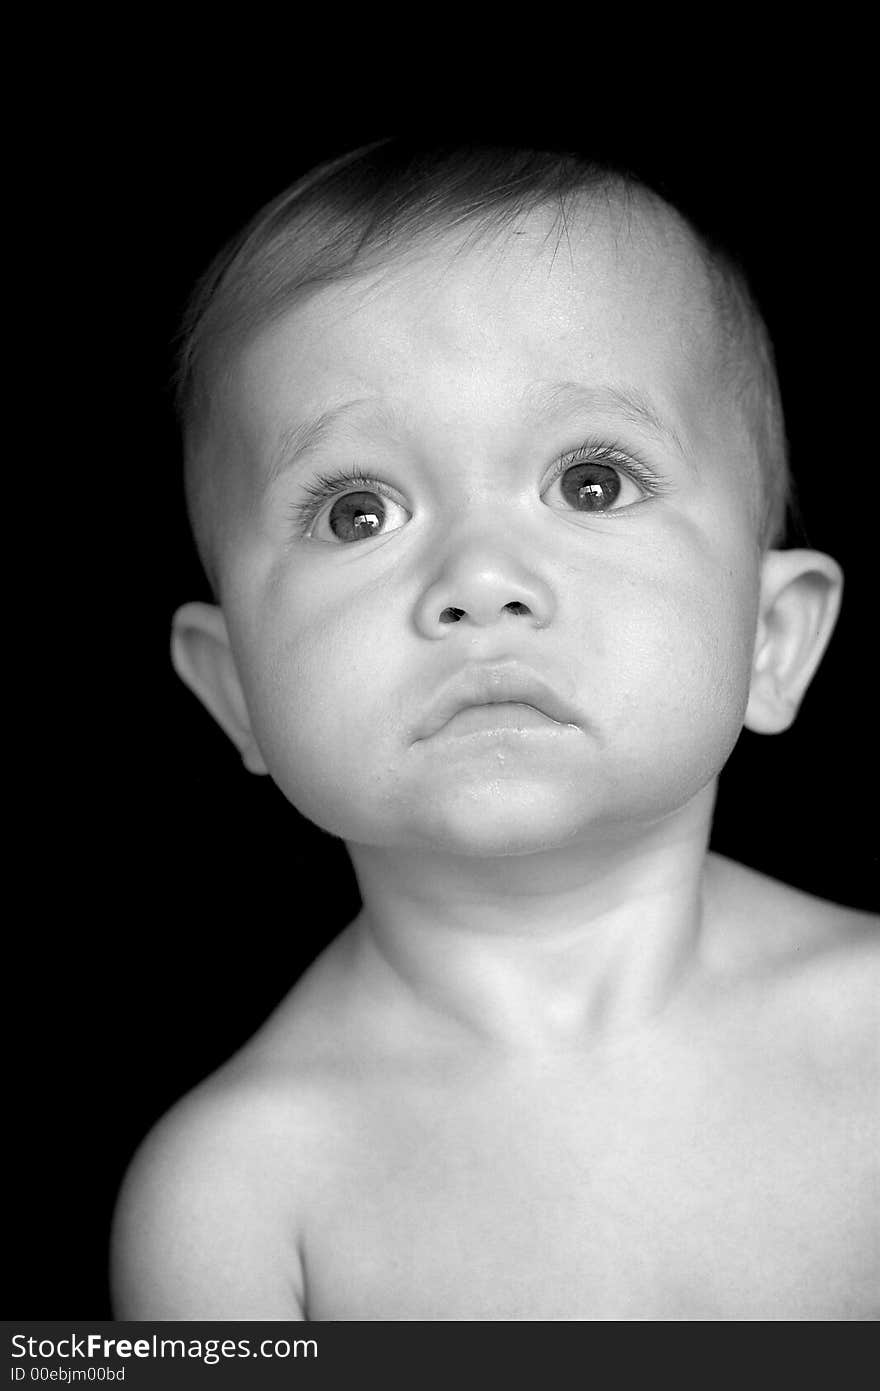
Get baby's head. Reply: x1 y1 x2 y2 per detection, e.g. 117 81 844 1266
171 139 841 858
176 139 790 598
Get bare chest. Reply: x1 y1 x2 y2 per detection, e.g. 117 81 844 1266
300 1062 878 1320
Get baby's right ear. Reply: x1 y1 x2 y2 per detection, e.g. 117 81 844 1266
170 603 268 775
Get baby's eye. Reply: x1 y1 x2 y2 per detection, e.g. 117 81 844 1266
543 453 655 515
314 488 410 543
294 474 411 544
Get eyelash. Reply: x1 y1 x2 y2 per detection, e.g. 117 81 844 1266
288 439 670 538
290 469 394 536
544 440 668 506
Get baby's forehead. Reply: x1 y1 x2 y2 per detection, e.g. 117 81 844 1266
230 195 725 453
323 193 714 324
187 180 781 591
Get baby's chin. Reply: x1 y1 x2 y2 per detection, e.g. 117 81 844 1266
272 733 728 859
299 776 627 859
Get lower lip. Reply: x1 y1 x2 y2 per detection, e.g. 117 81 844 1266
432 702 576 738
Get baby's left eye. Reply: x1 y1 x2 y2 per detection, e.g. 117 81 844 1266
543 457 652 514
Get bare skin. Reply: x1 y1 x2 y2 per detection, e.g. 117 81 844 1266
112 201 878 1321
111 854 879 1321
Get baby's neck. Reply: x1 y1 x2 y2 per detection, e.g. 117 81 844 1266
346 788 718 1052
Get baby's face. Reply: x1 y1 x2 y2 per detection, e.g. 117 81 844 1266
212 203 764 855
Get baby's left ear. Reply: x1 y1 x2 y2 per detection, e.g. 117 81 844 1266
745 548 844 734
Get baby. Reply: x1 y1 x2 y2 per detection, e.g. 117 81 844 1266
111 138 879 1320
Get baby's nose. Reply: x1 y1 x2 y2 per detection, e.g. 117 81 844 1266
413 550 555 637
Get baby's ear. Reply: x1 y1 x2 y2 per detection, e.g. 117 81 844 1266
745 549 844 735
170 602 268 775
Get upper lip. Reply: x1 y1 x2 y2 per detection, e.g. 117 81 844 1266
414 664 581 741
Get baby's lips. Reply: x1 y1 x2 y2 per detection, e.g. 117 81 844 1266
414 663 582 742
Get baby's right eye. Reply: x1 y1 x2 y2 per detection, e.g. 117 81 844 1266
316 488 410 543
292 471 411 544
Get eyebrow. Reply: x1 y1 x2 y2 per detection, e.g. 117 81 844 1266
267 379 690 487
521 380 690 459
267 397 399 488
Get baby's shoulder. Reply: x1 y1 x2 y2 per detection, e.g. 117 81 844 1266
783 901 880 1074
109 927 371 1319
708 854 880 1065
109 1017 348 1320
709 852 878 959
109 1067 300 1318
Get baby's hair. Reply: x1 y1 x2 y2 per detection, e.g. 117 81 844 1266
173 137 793 596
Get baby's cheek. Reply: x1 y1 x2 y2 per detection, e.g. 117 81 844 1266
238 595 405 828
630 549 758 748
652 511 758 671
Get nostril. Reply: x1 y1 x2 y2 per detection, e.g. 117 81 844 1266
440 607 465 624
503 602 531 616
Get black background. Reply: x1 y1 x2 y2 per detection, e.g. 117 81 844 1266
11 81 877 1318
